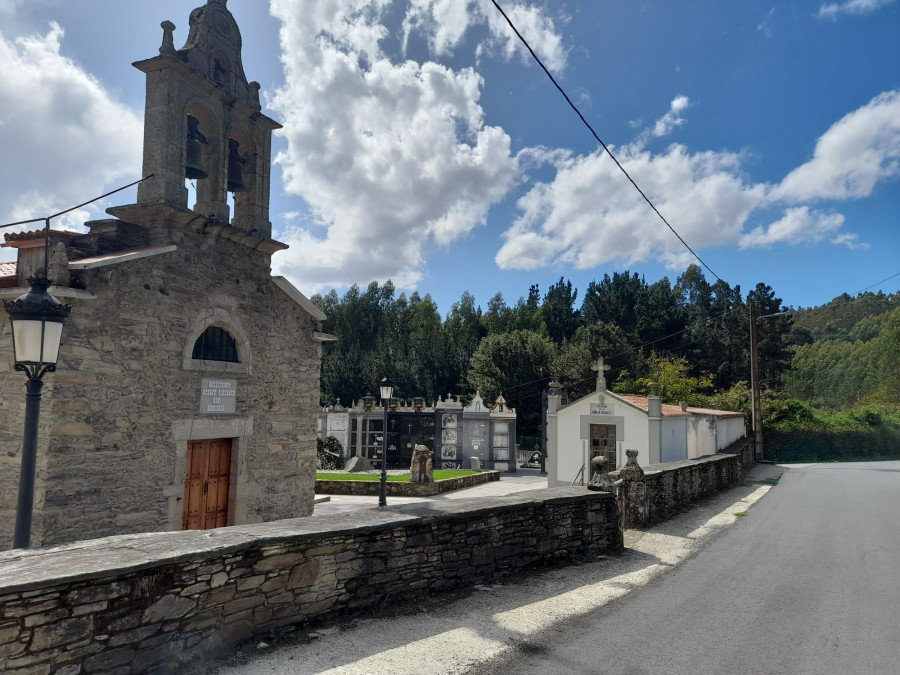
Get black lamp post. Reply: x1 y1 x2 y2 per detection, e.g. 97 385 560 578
378 377 393 507
4 276 71 549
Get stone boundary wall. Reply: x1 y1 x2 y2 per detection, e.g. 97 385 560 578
315 470 500 496
0 488 620 673
611 440 753 528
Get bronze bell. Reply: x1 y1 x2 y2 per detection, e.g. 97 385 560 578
185 115 208 180
227 138 248 193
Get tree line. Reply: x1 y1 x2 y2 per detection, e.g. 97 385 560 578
311 265 796 438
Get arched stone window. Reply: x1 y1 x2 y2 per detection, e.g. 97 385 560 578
192 326 239 363
183 308 251 375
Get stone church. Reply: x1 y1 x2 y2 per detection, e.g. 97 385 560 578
0 0 328 549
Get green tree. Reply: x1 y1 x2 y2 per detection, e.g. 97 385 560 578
540 277 580 344
612 354 714 405
553 322 634 400
468 330 557 437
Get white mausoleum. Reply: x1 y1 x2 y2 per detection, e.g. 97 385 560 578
545 359 746 487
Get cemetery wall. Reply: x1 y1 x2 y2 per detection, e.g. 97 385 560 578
612 439 754 528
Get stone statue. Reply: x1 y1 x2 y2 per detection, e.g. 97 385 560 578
587 455 615 492
409 445 434 483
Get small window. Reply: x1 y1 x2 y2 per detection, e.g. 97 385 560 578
192 327 239 363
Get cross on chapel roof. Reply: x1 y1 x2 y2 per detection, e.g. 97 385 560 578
592 357 611 392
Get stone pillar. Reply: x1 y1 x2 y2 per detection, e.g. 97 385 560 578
647 382 662 465
617 449 648 528
545 381 562 487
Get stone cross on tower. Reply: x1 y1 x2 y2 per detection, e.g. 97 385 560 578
592 357 611 392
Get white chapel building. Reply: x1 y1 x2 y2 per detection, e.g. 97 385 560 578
545 360 747 487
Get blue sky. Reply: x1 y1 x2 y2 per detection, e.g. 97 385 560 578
1 0 898 314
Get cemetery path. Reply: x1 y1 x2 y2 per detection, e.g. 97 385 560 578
212 464 785 675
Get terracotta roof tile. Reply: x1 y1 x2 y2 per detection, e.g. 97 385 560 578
618 394 691 417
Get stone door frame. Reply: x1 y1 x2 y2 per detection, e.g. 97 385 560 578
168 416 254 531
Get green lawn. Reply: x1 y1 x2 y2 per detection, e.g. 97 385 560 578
316 470 481 482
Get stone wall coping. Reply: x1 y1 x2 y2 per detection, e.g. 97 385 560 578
608 451 737 478
0 488 613 595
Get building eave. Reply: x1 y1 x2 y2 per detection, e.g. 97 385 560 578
272 276 327 322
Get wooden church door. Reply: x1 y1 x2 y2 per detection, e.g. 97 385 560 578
182 438 232 530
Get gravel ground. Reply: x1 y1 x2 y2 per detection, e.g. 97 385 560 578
206 469 779 675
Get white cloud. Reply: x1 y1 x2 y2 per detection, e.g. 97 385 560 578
818 0 896 19
403 0 567 72
496 142 766 270
496 90 898 271
0 23 142 258
652 95 689 138
269 0 522 291
0 0 23 14
739 207 846 248
831 232 869 249
772 90 900 202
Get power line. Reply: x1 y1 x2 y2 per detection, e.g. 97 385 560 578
854 271 900 295
499 304 746 394
488 0 722 283
0 176 154 230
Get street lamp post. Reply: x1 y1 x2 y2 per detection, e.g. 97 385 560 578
4 276 71 549
378 377 394 507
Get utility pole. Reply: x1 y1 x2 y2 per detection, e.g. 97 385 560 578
749 304 764 461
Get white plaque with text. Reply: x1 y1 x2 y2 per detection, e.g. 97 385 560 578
590 402 612 415
200 378 237 414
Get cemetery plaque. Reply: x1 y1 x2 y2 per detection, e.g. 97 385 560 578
590 402 612 415
200 378 237 414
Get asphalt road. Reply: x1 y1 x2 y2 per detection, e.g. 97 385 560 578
470 461 900 675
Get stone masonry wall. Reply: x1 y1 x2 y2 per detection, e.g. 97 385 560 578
315 471 500 496
0 223 321 550
0 488 621 674
612 440 752 528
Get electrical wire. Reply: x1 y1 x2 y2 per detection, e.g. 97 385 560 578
0 175 154 230
854 271 900 295
488 0 722 283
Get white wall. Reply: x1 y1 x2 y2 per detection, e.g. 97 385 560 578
686 414 747 457
717 417 746 450
660 417 688 462
687 415 717 458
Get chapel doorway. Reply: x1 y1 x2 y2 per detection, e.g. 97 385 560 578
182 438 232 530
589 424 617 471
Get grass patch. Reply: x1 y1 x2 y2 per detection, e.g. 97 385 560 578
756 477 780 485
316 470 482 482
733 512 748 517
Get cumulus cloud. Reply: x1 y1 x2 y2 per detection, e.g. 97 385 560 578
0 23 142 258
495 142 766 270
0 0 23 15
403 0 567 73
496 90 900 271
652 95 689 138
818 0 896 19
772 90 900 202
739 207 846 248
269 0 522 291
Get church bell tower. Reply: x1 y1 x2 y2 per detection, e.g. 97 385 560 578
131 0 281 239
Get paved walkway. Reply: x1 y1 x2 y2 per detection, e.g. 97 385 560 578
311 471 549 516
216 465 782 674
